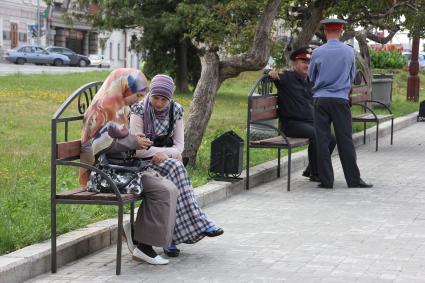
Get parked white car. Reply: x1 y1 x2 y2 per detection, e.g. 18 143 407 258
88 54 111 68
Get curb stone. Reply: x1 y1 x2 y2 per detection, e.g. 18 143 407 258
0 111 419 283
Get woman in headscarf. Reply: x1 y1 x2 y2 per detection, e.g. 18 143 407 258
80 68 179 265
130 74 224 258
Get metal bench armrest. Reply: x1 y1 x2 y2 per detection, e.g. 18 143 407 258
364 99 393 115
351 103 379 120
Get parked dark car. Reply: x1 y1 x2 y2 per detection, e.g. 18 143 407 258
4 45 70 66
46 46 91 67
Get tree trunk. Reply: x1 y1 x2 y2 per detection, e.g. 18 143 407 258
183 51 221 164
292 4 325 50
175 39 189 93
284 0 334 64
184 0 281 165
355 32 372 96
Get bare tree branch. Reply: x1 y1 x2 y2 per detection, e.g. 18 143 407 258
218 0 281 81
365 29 398 44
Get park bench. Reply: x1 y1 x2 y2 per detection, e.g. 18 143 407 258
246 74 309 192
51 81 141 275
350 84 394 151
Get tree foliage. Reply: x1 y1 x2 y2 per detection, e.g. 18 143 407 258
75 0 281 163
77 0 200 90
75 0 425 164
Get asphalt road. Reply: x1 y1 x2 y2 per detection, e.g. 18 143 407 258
0 61 110 76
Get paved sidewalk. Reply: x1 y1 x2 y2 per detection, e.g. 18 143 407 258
29 122 425 283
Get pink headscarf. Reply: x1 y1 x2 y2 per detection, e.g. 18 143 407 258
80 68 148 187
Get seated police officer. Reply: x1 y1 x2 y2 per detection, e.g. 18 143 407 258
268 47 336 182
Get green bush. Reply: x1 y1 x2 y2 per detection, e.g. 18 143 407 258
370 49 407 69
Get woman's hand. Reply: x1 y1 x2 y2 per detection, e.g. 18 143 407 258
151 152 169 164
136 135 153 150
174 153 183 162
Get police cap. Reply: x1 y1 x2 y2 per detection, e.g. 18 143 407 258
289 47 313 61
320 18 347 31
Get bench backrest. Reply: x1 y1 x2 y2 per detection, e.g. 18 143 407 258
350 69 370 103
249 96 278 122
247 74 278 123
52 81 103 161
51 81 103 195
350 85 369 104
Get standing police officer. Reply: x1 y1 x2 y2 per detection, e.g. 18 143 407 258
308 19 373 189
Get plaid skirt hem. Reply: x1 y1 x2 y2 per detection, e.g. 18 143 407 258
149 159 216 245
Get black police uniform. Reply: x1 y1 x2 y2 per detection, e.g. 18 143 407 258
274 70 336 178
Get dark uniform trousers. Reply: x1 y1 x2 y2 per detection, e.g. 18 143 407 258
283 120 336 177
313 98 360 187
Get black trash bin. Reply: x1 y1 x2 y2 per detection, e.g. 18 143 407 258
209 131 244 180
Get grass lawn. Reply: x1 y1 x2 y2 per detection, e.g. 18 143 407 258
0 69 423 255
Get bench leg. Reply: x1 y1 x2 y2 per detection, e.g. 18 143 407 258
277 149 281 178
116 204 123 275
363 122 366 144
375 121 379 151
391 118 394 145
246 147 250 190
287 148 292 192
51 199 57 273
130 202 135 238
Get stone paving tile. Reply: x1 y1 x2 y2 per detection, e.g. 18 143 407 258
28 122 425 282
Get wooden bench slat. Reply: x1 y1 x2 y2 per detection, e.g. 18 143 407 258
251 136 309 147
57 140 81 160
250 96 278 109
57 189 143 201
250 109 278 122
352 113 393 122
351 85 369 94
351 94 369 104
57 188 86 196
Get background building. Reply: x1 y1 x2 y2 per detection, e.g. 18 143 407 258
97 29 141 69
0 0 48 59
0 0 98 60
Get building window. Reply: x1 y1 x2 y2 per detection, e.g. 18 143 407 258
19 32 27 42
117 43 120 60
109 42 113 60
0 17 3 46
3 30 10 40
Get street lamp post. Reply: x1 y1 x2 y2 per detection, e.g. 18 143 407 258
407 35 420 102
36 0 40 45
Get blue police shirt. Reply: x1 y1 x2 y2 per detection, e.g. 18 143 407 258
308 39 355 100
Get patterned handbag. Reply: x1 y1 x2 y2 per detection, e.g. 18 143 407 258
87 154 149 195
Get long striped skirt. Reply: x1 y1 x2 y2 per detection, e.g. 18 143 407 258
149 159 216 244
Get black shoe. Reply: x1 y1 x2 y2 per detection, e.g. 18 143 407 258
309 175 321 182
202 227 224 237
348 179 373 188
163 246 180 257
317 183 333 189
302 169 310 178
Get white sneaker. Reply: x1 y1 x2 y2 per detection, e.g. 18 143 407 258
122 222 135 253
132 247 169 265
